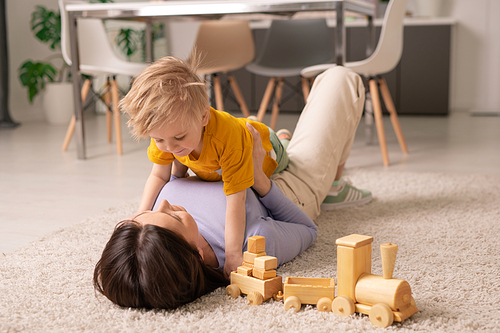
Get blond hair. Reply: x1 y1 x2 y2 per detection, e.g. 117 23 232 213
120 55 209 139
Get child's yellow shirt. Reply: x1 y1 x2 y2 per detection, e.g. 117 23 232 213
147 108 278 195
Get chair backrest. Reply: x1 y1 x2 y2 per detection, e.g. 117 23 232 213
192 20 255 75
348 0 408 76
59 0 140 75
255 19 334 69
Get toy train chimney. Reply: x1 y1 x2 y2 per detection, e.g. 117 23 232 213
380 243 398 279
336 234 373 302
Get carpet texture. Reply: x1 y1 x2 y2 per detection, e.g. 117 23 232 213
1 170 500 332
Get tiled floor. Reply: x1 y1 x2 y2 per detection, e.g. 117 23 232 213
1 111 499 254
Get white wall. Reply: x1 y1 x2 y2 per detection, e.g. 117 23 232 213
7 0 61 122
6 0 500 123
441 0 500 114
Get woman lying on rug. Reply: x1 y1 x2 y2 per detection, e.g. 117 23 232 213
93 66 372 310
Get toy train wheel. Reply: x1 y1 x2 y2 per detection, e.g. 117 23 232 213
369 303 394 328
284 296 301 312
332 296 355 317
247 291 264 306
317 297 333 312
225 284 240 299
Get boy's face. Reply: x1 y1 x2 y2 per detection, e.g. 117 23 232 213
149 110 209 157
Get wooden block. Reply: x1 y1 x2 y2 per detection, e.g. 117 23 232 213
254 256 278 270
242 262 254 269
243 251 266 264
230 272 283 301
252 268 276 280
248 235 266 253
237 266 253 276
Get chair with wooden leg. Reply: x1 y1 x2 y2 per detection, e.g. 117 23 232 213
59 0 148 154
245 19 334 130
300 0 409 166
191 20 255 117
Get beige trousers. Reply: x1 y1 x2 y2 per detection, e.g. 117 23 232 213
271 66 365 221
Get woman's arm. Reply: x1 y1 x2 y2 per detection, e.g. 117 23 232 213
246 123 317 264
246 123 272 197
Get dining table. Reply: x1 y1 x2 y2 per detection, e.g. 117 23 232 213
65 0 376 159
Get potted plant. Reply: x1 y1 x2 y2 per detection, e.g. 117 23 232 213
18 5 74 124
18 1 113 124
19 1 161 124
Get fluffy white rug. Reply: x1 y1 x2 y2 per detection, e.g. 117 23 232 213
1 170 500 332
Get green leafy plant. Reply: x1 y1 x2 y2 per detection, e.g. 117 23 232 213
18 60 57 103
115 23 163 62
18 5 66 103
18 1 113 103
19 0 155 103
115 28 142 59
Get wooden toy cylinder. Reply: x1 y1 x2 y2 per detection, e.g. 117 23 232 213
355 274 412 311
380 243 398 279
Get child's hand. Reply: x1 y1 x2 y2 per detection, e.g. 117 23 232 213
224 252 243 280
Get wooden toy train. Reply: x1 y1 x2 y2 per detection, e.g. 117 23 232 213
226 234 418 328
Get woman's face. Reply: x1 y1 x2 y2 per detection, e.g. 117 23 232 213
133 199 199 249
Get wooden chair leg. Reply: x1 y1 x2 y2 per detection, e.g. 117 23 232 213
104 77 113 143
213 74 224 111
61 79 92 151
257 77 276 122
301 76 310 103
378 77 408 154
228 75 250 118
369 78 389 166
110 78 123 155
270 77 284 130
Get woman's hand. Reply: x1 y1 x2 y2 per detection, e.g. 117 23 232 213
246 122 272 197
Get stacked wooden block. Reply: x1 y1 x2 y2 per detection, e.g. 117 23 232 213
236 235 278 280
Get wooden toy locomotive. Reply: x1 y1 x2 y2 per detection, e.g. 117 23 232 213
331 234 418 327
227 234 418 328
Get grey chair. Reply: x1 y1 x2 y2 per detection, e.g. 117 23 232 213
246 19 334 129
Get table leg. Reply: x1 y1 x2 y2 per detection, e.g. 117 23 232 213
335 1 346 65
69 12 86 159
145 20 153 62
366 15 376 57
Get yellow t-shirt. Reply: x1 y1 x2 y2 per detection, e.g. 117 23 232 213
147 108 278 195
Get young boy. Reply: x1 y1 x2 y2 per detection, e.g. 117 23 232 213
119 56 288 278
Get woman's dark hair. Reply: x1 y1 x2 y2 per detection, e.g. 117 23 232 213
93 220 228 310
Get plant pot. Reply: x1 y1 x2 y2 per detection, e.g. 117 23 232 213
42 82 74 125
414 0 443 17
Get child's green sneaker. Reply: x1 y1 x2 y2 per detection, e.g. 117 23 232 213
321 178 372 210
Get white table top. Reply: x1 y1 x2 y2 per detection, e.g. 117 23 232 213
66 0 375 19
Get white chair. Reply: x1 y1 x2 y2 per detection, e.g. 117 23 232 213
59 0 148 154
301 0 409 166
191 20 254 117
